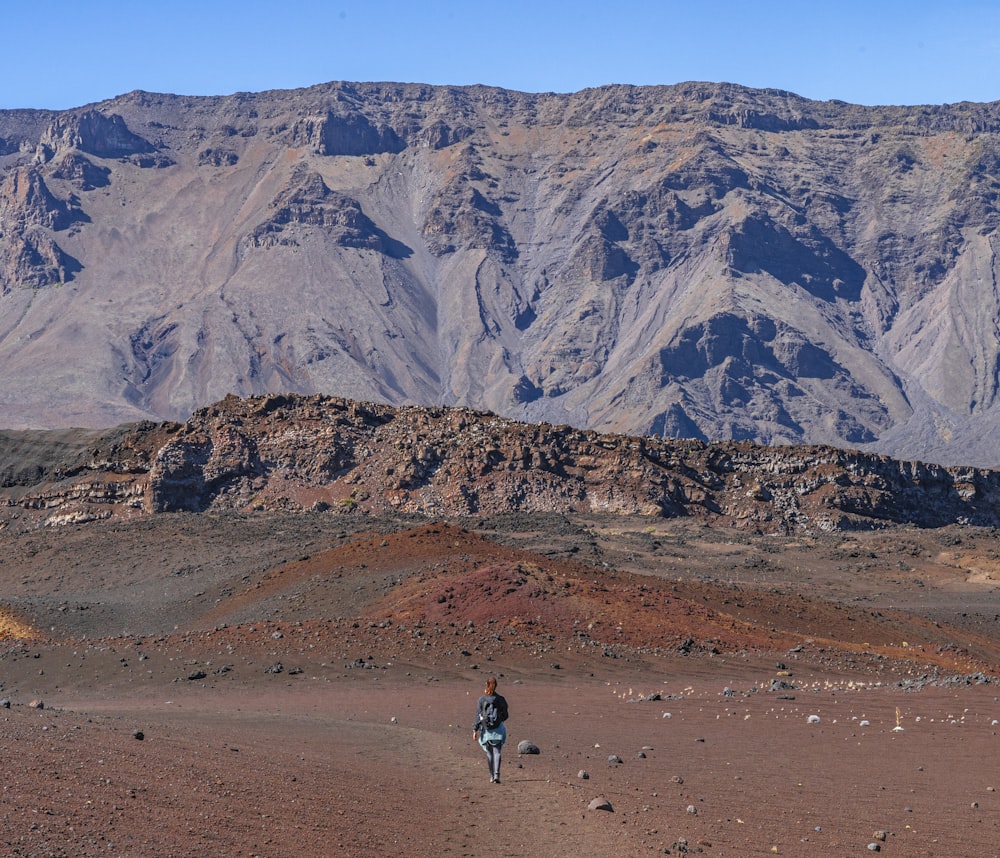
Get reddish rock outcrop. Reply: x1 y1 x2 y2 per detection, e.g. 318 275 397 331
3 394 999 534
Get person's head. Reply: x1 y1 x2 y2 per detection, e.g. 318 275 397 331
485 676 497 695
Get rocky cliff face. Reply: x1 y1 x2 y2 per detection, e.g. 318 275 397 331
2 82 1000 465
3 394 1000 534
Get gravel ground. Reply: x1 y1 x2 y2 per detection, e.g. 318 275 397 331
1 512 999 856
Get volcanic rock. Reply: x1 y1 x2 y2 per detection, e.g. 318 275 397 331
4 393 1000 535
2 83 1000 464
39 109 155 159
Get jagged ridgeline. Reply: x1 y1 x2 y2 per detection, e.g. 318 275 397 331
3 83 1000 466
3 394 1000 533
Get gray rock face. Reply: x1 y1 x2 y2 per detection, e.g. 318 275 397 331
39 109 155 159
3 82 1000 465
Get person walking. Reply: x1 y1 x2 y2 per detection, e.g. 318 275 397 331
472 675 509 784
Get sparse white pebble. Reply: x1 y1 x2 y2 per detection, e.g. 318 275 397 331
859 720 870 727
662 713 671 719
807 715 821 724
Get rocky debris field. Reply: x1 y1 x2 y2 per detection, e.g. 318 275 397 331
5 394 1000 538
1 503 1000 855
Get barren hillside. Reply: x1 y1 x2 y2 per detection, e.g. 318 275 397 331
2 394 1000 855
3 394 1000 537
3 83 1000 464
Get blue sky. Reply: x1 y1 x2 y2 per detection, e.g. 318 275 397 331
6 1 1000 110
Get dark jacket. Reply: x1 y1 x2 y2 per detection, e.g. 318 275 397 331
473 693 509 731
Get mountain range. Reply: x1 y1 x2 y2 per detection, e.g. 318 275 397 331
3 81 1000 466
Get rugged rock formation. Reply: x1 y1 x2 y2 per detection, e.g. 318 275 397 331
50 152 111 190
38 109 155 160
287 110 405 156
3 82 1000 465
0 166 83 290
3 394 1000 534
247 167 404 254
0 228 79 291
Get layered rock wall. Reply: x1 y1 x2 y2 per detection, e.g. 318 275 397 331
3 395 999 534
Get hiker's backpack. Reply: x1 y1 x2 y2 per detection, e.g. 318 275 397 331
483 700 500 730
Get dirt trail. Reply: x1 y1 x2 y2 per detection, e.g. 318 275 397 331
3 513 1000 855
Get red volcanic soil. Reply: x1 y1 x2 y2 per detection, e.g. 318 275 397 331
1 513 1000 856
